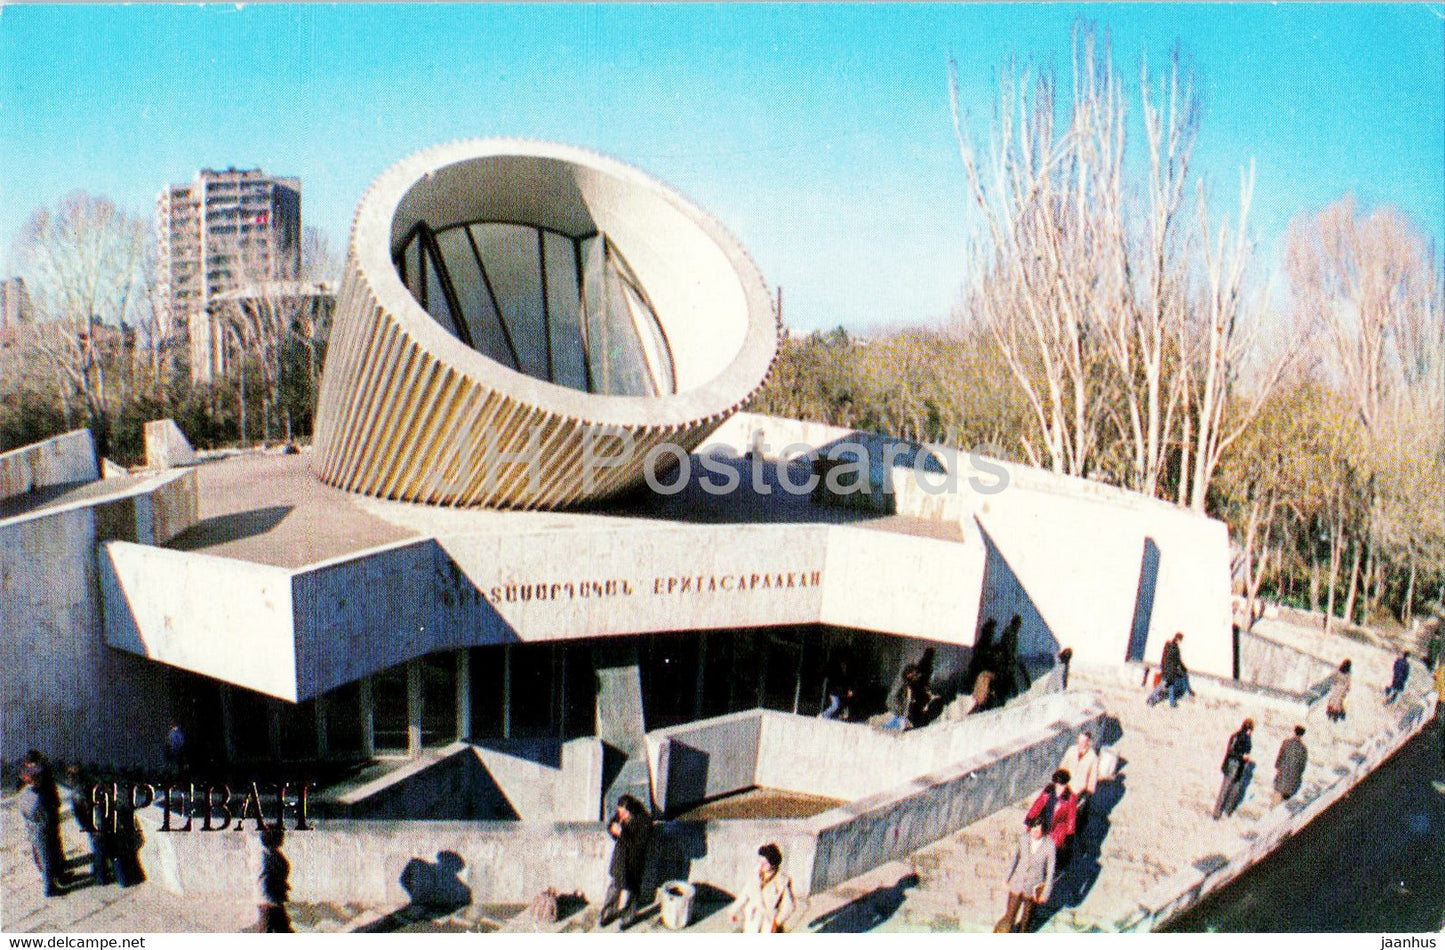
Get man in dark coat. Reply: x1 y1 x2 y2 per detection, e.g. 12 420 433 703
1148 633 1194 707
1384 653 1410 704
599 795 652 928
1273 725 1308 805
18 769 61 897
1213 719 1254 819
256 828 293 933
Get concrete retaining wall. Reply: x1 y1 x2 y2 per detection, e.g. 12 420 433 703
0 428 97 501
808 695 1102 891
1114 688 1439 932
1 470 197 769
649 711 763 814
647 685 1079 812
1239 631 1338 695
335 739 603 822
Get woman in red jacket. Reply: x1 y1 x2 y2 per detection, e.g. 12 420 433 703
1025 769 1079 861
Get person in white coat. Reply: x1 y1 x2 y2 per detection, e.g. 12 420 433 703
730 843 797 933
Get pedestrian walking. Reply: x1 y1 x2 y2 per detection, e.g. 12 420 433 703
1147 633 1194 707
598 795 652 928
17 768 61 897
729 843 797 933
1025 769 1079 861
1325 660 1352 722
255 828 292 933
165 722 188 775
1213 719 1254 819
65 766 113 886
1384 653 1410 704
1273 725 1308 806
994 816 1055 933
21 750 66 888
819 652 856 721
1058 731 1100 832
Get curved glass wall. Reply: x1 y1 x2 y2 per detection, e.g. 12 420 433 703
395 221 676 397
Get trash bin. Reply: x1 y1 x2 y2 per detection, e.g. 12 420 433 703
659 880 696 930
1098 747 1119 781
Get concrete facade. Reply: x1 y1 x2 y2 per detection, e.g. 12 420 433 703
1 468 197 767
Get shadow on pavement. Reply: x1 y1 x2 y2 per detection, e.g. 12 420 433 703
807 872 920 932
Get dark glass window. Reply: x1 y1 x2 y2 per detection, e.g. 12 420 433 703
421 652 458 747
372 665 410 753
509 643 557 738
470 646 507 739
324 681 365 757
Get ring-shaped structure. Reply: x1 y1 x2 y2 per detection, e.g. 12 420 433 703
313 140 779 509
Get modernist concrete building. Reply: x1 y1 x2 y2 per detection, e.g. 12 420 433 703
154 168 302 383
5 143 1234 843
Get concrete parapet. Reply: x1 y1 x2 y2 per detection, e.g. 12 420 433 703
646 690 1086 815
1 468 197 769
0 428 97 501
144 419 197 470
1239 630 1338 695
333 739 603 822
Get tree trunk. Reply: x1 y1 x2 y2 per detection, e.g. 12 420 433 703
1343 537 1363 628
1325 525 1343 632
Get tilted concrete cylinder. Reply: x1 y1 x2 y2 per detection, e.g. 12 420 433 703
314 139 779 509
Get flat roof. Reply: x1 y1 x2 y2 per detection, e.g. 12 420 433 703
164 449 963 569
166 452 417 568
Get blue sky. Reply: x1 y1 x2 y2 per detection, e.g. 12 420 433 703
1 4 1441 333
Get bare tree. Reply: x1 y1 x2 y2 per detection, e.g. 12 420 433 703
13 193 148 459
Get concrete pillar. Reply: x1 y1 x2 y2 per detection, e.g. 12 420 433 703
315 696 329 759
456 650 471 741
407 660 423 757
694 632 709 720
359 677 375 759
595 643 651 815
218 685 236 764
502 645 512 740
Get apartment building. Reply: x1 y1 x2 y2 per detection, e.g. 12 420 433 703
154 168 301 382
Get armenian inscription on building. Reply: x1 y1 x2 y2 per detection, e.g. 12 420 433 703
484 569 822 605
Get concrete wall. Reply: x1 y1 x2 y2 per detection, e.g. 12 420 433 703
335 739 602 822
819 525 984 644
291 539 494 698
808 697 1102 891
1239 631 1338 695
647 711 763 814
705 412 1235 679
1 471 198 769
143 419 197 470
646 687 1083 813
755 690 1084 803
0 428 97 501
103 542 297 700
